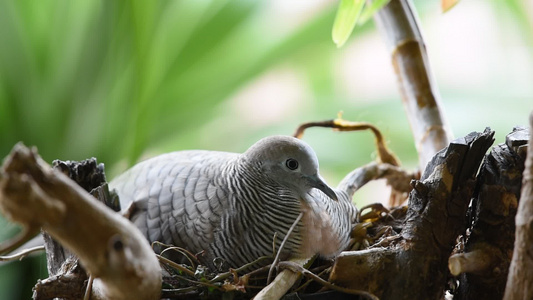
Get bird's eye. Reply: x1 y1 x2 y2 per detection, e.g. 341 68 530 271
285 158 299 170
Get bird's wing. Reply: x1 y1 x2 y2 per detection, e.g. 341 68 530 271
109 151 236 253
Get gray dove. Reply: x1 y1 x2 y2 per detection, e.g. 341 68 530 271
110 135 358 270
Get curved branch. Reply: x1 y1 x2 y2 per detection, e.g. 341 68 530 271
0 143 161 300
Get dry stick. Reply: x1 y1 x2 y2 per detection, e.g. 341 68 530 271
157 255 196 277
163 258 267 297
271 232 278 257
208 256 273 284
358 203 390 220
503 112 533 300
161 286 197 294
161 248 195 268
371 0 452 170
83 276 94 300
293 118 410 206
277 261 379 300
173 274 224 291
0 245 44 261
161 287 198 298
267 212 304 285
156 242 199 269
338 162 415 199
241 264 272 279
0 144 161 300
293 118 400 166
293 266 331 293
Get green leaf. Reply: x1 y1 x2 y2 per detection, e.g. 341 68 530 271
332 0 365 48
358 0 391 25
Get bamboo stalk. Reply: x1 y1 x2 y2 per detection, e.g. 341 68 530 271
371 0 453 170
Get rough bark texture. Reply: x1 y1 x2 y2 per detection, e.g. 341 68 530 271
33 258 88 300
330 129 495 299
0 144 161 300
35 158 122 300
504 116 533 300
454 127 527 300
43 158 113 277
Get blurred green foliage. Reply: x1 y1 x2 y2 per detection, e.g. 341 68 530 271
0 0 332 166
0 0 531 299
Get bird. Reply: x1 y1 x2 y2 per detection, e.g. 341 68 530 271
110 135 358 270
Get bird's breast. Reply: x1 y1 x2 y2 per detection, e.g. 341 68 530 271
298 196 344 258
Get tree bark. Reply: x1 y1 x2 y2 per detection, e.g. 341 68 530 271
504 114 533 300
453 126 527 300
0 144 161 300
329 129 495 299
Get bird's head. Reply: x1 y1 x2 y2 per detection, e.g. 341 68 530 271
243 135 338 201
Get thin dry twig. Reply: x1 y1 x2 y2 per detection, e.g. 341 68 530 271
293 115 400 166
209 256 272 283
161 287 198 298
293 115 413 206
271 232 278 257
83 275 93 300
293 266 331 293
157 254 196 277
267 212 304 284
241 264 271 279
0 245 44 261
175 274 224 291
154 241 200 269
277 261 379 300
0 227 40 255
358 203 390 221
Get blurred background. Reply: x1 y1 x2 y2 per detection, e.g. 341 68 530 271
0 0 531 298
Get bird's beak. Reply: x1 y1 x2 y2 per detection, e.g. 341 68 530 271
307 174 338 201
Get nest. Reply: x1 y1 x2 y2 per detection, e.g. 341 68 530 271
158 203 407 299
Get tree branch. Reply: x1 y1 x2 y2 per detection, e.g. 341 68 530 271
0 144 161 300
330 129 494 299
453 126 526 300
504 113 533 300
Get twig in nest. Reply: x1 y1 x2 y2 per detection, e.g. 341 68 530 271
293 113 400 166
83 275 93 300
271 232 278 257
209 256 272 283
241 264 272 279
293 266 332 293
350 222 374 251
267 212 304 284
157 254 196 277
176 274 224 291
154 241 200 268
0 245 44 261
277 261 379 300
161 287 198 298
358 203 390 222
369 234 401 249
